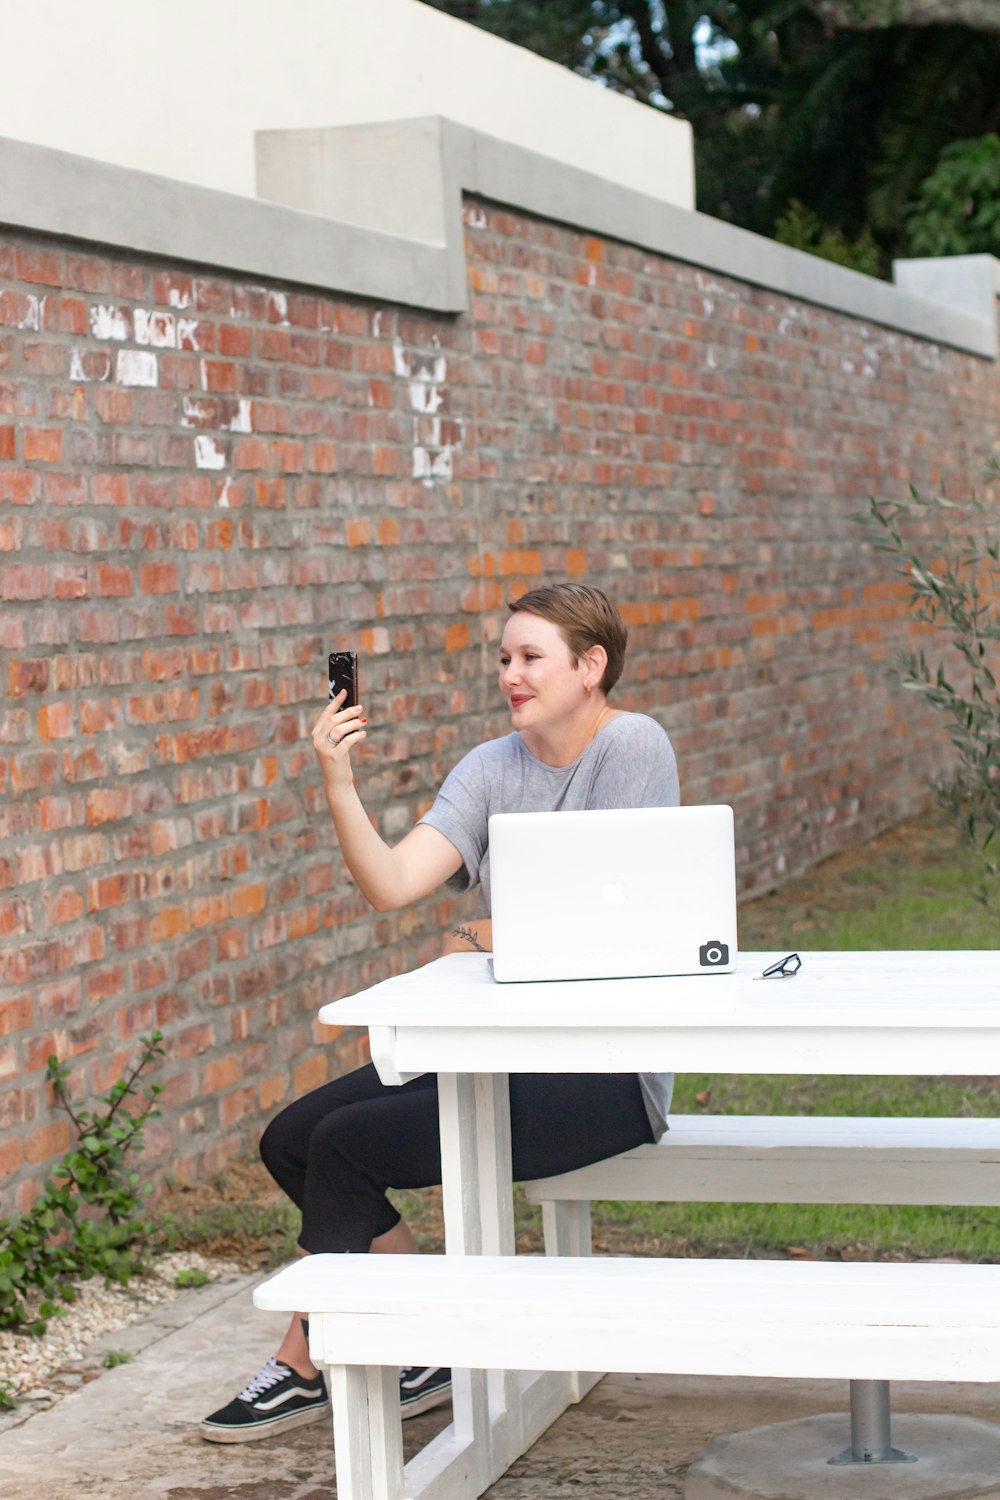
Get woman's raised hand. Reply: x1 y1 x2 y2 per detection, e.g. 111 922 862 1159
312 690 367 794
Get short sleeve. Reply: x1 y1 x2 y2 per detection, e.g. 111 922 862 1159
586 717 680 811
418 745 489 893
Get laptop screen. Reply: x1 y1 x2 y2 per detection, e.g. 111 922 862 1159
488 805 737 983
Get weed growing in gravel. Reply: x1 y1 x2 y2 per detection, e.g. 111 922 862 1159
101 1350 134 1368
174 1268 209 1289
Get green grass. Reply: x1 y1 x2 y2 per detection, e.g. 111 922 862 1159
588 823 1000 1263
166 1198 301 1268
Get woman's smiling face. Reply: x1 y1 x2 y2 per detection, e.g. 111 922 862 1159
498 612 590 728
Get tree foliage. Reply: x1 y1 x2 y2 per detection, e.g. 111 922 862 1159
421 1 1000 269
905 133 1000 255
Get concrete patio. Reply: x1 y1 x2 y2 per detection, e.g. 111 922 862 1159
4 1270 1000 1500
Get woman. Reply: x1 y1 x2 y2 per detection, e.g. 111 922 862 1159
201 582 679 1443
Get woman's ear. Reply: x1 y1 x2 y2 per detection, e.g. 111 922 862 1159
583 643 608 692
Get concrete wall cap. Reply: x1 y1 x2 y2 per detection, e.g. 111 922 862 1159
1 122 996 358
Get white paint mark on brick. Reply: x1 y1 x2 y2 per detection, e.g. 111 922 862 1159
18 294 42 331
372 311 382 338
217 476 233 508
167 287 191 309
228 399 253 434
181 397 212 428
268 291 289 325
134 309 176 348
706 347 718 369
195 435 226 470
465 205 487 229
70 348 113 383
90 305 129 341
177 318 201 352
412 418 460 487
397 343 460 488
115 350 158 387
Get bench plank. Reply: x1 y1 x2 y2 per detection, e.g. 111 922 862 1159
524 1115 1000 1207
255 1254 1000 1385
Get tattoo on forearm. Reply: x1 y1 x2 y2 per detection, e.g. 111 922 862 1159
451 924 487 953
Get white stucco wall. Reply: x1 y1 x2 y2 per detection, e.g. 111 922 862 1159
0 0 694 209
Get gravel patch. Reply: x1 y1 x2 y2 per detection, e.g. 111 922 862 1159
0 1249 244 1401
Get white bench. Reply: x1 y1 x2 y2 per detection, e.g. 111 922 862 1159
255 1252 1000 1500
523 1115 1000 1257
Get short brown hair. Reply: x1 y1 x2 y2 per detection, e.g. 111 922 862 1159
508 582 628 694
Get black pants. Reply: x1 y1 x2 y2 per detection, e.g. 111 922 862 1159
260 1063 656 1253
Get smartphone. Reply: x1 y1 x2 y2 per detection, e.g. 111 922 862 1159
328 651 359 710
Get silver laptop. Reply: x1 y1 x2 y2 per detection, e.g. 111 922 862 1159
489 805 737 983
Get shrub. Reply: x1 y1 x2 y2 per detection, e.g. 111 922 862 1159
861 457 1000 902
775 200 882 277
0 1032 169 1334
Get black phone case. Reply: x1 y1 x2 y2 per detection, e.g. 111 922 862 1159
328 652 359 709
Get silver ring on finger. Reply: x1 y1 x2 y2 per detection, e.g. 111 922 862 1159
326 731 336 744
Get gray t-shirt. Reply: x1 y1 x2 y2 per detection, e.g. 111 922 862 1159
420 713 680 1138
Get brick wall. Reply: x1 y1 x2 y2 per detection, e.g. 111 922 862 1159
1 198 998 1205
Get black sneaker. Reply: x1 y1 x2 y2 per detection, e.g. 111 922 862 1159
399 1365 452 1419
200 1356 330 1443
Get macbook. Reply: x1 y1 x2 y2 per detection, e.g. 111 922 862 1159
488 805 737 983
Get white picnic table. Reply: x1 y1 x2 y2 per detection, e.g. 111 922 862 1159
319 948 1000 1500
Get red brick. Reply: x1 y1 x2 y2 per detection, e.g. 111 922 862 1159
38 702 74 740
219 1087 255 1128
52 565 89 599
259 1074 288 1111
0 897 32 936
203 1054 239 1092
201 360 237 392
219 323 252 356
2 564 47 600
234 440 269 470
86 787 131 824
23 342 67 374
46 886 84 924
0 425 14 459
8 658 50 696
24 1118 71 1164
294 1054 328 1094
0 996 33 1036
150 906 190 943
44 297 89 335
0 1137 23 1176
231 883 266 917
44 472 88 506
139 562 179 594
86 873 130 912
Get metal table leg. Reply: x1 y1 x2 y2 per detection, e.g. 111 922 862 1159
828 1380 917 1465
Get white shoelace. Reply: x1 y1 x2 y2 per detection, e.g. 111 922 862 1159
238 1355 289 1402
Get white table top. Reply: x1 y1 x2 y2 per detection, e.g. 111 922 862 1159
321 950 1000 1080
